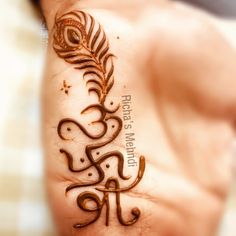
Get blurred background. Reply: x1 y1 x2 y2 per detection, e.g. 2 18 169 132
179 0 236 18
0 0 235 235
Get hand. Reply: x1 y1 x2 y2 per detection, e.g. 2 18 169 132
42 1 236 235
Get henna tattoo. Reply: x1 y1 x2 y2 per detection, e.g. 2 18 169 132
53 10 146 228
60 80 72 95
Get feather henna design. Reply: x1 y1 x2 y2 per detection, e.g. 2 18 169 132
53 10 146 229
53 10 114 104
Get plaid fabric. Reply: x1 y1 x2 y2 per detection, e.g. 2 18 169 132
0 0 235 235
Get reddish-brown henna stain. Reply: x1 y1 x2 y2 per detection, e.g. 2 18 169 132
53 10 146 228
61 80 72 95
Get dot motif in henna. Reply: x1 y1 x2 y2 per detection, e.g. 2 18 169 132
61 80 72 95
53 10 146 229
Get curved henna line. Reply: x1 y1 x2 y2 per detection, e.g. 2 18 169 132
59 149 93 173
103 54 114 71
74 191 103 228
78 11 88 27
76 63 101 72
104 192 110 226
95 30 106 56
117 205 141 226
84 115 122 172
91 24 102 50
106 63 114 82
95 156 145 192
80 103 121 126
83 70 104 81
81 103 120 116
102 102 120 114
65 117 123 192
62 148 131 179
87 15 95 43
106 77 115 94
57 118 107 140
77 192 102 212
99 45 109 61
105 178 140 226
75 64 101 71
85 116 122 151
58 11 82 22
96 152 130 180
88 87 102 99
63 52 92 59
66 163 104 191
60 149 79 172
67 115 122 190
86 79 103 90
66 57 97 64
81 104 106 119
65 151 131 193
60 51 81 58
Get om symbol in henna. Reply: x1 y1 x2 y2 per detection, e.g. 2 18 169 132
53 10 146 228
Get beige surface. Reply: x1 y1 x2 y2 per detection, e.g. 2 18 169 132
0 0 235 235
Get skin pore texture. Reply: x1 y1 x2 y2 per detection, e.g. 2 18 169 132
42 0 236 236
